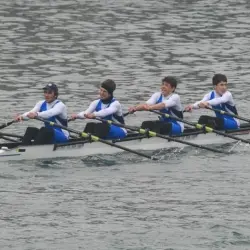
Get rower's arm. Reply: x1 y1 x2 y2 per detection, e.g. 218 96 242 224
148 102 165 110
37 102 66 119
163 95 180 108
134 104 148 111
77 100 98 118
207 92 232 106
130 93 159 111
149 94 180 110
21 101 44 119
192 93 211 109
133 92 161 110
93 102 119 117
146 92 160 105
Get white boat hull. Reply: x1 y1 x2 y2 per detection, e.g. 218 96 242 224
1 129 250 161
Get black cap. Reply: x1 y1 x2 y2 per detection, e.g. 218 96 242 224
43 83 58 94
101 79 116 95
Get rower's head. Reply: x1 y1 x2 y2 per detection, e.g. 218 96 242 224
99 79 116 100
213 74 228 95
161 76 177 96
43 83 58 103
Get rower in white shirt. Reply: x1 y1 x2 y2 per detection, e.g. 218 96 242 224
185 73 239 130
129 76 184 135
71 79 127 139
15 83 69 145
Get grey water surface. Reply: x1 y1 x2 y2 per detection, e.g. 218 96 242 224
1 0 250 249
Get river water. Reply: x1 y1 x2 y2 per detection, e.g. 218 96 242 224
1 0 250 249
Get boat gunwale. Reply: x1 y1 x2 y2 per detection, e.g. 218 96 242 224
1 124 250 150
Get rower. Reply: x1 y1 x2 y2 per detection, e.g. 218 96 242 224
185 73 240 130
71 79 127 139
15 83 69 145
128 76 184 135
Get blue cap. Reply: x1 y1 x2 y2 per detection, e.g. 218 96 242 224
43 83 58 93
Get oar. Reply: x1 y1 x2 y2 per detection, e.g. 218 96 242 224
34 117 157 160
123 112 130 117
93 118 227 154
0 136 20 143
206 106 250 123
0 120 16 130
150 110 250 145
68 111 131 123
0 132 23 139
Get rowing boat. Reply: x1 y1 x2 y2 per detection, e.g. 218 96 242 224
1 124 250 161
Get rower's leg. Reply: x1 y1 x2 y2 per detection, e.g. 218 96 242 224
84 122 96 135
157 121 172 135
22 127 39 145
52 129 68 143
198 115 224 129
141 120 162 133
104 125 126 139
141 120 173 135
33 127 54 145
84 122 110 138
168 122 182 135
223 118 239 130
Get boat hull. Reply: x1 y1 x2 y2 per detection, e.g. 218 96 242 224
1 129 250 161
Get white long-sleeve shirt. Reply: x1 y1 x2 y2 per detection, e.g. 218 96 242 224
193 91 235 109
22 100 69 138
192 90 239 126
146 92 184 132
77 99 123 118
77 99 127 134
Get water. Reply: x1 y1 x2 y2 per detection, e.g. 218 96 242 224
1 0 250 249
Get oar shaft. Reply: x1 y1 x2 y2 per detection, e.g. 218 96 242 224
95 118 226 154
0 120 15 130
150 110 250 145
206 107 250 123
34 117 156 160
0 132 23 139
123 111 130 117
0 136 20 143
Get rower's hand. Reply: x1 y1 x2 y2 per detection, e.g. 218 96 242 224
198 102 209 108
84 113 96 119
128 107 136 113
27 112 38 119
184 105 193 112
15 115 23 122
70 114 78 120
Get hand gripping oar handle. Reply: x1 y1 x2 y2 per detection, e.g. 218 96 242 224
0 120 16 130
205 106 250 123
150 110 250 145
34 117 157 160
67 111 131 123
94 117 227 154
